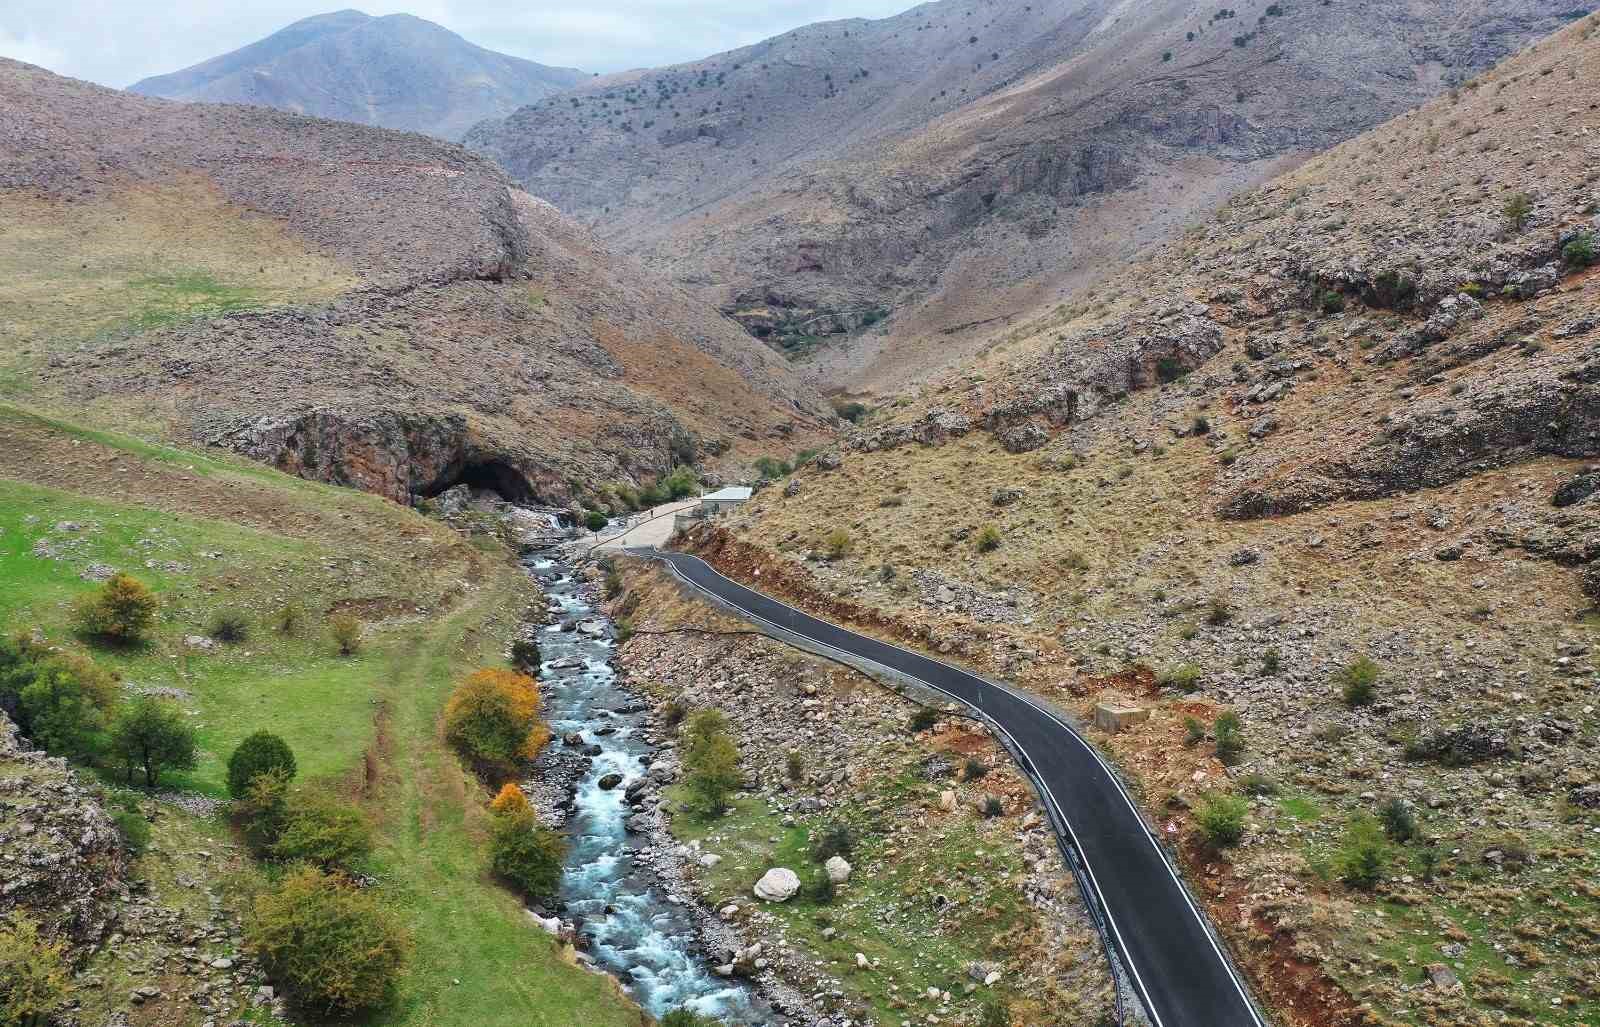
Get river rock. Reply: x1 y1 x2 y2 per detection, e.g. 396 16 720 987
598 773 624 790
753 867 800 902
825 855 852 883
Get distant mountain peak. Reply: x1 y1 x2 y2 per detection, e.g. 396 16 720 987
129 10 585 140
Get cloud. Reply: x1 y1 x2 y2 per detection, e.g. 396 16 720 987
0 0 918 88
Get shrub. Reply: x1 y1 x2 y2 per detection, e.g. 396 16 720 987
207 609 250 643
246 866 408 1014
1197 793 1248 847
662 466 698 500
979 998 1012 1027
108 696 197 787
1155 356 1189 383
1336 656 1380 707
1503 191 1532 231
1214 711 1245 763
810 823 855 864
908 708 940 733
271 603 304 636
976 524 1002 552
1563 231 1596 268
1378 798 1416 843
681 709 741 816
1240 773 1278 797
584 510 609 532
661 700 687 728
236 769 291 853
329 613 362 657
1183 716 1205 747
1205 595 1233 626
786 750 805 781
227 731 297 798
72 573 158 645
1414 844 1441 882
107 792 151 857
1158 664 1202 693
1336 816 1389 889
271 793 373 872
963 757 989 781
1192 415 1211 436
0 914 70 1027
1260 648 1281 675
980 796 1004 818
1318 290 1346 314
489 807 567 900
489 782 531 817
510 637 542 670
833 401 868 423
823 528 852 560
753 456 792 479
443 668 551 767
13 652 117 761
808 869 836 904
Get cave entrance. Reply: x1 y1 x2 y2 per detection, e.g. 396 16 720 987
422 459 536 505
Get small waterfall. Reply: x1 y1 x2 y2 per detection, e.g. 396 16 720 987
526 554 770 1023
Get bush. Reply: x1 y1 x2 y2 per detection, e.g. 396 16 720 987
980 796 1004 818
1378 798 1416 843
0 914 70 1027
908 708 940 733
833 400 868 423
207 609 250 643
1563 232 1596 268
1158 664 1202 693
329 613 362 657
107 793 151 857
681 709 741 816
443 668 551 767
823 528 852 560
72 573 159 645
1504 191 1532 231
108 696 197 787
271 793 373 872
1336 816 1389 889
1260 648 1281 675
1183 716 1205 747
270 602 304 636
976 524 1002 552
1197 793 1248 847
1205 594 1233 626
246 866 408 1014
489 782 531 817
753 456 792 479
963 757 989 781
1241 773 1279 797
11 650 117 761
584 510 609 532
489 808 566 900
786 750 805 781
979 998 1012 1027
662 466 698 500
1318 290 1346 315
227 731 297 798
1336 656 1380 707
1213 711 1245 763
808 869 836 903
810 823 855 863
1192 415 1211 436
235 769 291 853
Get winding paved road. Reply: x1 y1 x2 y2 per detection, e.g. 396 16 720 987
636 548 1268 1027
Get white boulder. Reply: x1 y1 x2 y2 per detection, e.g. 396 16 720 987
825 855 852 883
753 867 800 902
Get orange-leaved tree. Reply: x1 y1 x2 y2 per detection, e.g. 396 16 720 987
489 782 531 817
442 668 551 768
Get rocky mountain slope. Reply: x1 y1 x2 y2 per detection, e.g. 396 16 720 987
467 0 1594 390
706 13 1600 1027
129 10 587 141
0 57 830 508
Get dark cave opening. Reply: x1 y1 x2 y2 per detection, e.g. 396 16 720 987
421 459 536 505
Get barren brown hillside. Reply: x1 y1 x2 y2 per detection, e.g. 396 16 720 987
0 58 830 508
709 14 1600 1027
468 0 1593 391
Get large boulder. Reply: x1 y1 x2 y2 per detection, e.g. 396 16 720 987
825 856 853 884
753 867 800 902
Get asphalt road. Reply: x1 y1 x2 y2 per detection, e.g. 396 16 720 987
638 548 1267 1027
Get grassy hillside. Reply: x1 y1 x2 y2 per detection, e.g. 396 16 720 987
0 401 641 1027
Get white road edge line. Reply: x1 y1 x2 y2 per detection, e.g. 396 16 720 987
641 549 1270 1027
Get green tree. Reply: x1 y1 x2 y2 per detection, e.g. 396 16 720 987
227 731 297 798
72 573 159 645
681 709 741 816
1336 815 1389 889
235 768 292 853
1336 656 1380 707
108 696 197 787
1564 232 1596 268
246 867 408 1014
18 663 108 761
1213 711 1245 763
0 914 70 1027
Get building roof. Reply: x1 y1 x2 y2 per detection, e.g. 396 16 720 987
700 486 753 502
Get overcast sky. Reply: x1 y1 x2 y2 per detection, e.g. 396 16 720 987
1 0 918 88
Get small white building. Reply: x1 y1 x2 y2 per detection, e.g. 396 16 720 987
698 486 753 516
